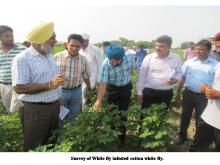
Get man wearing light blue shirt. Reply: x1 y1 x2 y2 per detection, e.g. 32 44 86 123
135 44 147 70
176 39 218 145
93 44 133 144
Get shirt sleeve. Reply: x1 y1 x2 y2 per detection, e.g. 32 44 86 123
175 56 183 80
98 62 109 84
181 61 189 77
94 48 103 81
136 55 150 95
82 57 90 80
12 56 31 86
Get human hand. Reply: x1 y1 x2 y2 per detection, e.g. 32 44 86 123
86 89 92 99
50 74 68 89
168 78 178 85
93 100 101 112
205 87 220 99
136 95 143 109
200 84 208 94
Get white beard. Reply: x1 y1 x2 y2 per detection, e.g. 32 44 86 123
41 43 52 54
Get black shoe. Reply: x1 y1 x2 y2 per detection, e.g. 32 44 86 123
176 135 187 145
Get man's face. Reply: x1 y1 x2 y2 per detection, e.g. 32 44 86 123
109 59 122 67
40 33 57 54
194 45 210 59
81 39 89 50
214 40 220 53
47 33 57 47
0 31 14 47
66 39 82 56
155 42 170 57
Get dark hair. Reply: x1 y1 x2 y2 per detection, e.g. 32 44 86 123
103 41 111 47
67 34 83 44
156 35 172 48
195 39 212 51
0 25 13 36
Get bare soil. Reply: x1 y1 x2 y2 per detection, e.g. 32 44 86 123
168 107 196 152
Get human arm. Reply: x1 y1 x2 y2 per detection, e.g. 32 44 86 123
83 78 92 99
136 56 150 96
93 61 109 111
12 55 67 94
93 83 107 111
175 76 185 107
14 74 67 94
168 56 183 85
204 87 220 99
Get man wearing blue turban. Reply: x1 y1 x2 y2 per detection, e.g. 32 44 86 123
93 44 134 145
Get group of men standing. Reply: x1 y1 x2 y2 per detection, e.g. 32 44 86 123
1 21 220 152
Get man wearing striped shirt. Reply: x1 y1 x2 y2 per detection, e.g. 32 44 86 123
54 34 92 120
0 25 26 113
12 22 67 151
93 44 133 144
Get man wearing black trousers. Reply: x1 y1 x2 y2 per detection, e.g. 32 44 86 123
189 32 220 152
137 35 182 109
176 40 218 145
93 44 133 144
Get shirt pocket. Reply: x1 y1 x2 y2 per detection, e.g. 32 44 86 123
31 61 51 82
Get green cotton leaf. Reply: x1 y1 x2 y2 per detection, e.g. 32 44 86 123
145 141 161 149
154 130 167 139
139 129 154 138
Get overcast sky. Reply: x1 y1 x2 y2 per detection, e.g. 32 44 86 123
1 0 220 47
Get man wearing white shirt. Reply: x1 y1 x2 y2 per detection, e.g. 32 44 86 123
136 35 182 109
80 34 103 109
80 34 103 88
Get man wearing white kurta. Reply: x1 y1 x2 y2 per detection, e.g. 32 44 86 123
80 34 103 109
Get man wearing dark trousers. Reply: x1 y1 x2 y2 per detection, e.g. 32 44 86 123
137 35 182 109
12 22 67 151
93 44 133 144
176 40 218 145
189 32 220 152
191 67 220 151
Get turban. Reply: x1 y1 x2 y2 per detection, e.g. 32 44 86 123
215 32 220 41
81 33 90 40
106 44 125 60
26 22 54 44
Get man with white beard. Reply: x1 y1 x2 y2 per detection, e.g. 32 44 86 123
12 22 67 151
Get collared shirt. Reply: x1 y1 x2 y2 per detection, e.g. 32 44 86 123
12 46 60 102
210 51 220 62
136 48 147 70
54 50 90 89
182 56 218 93
137 52 182 95
80 44 103 88
98 54 133 86
0 44 26 83
202 63 220 129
